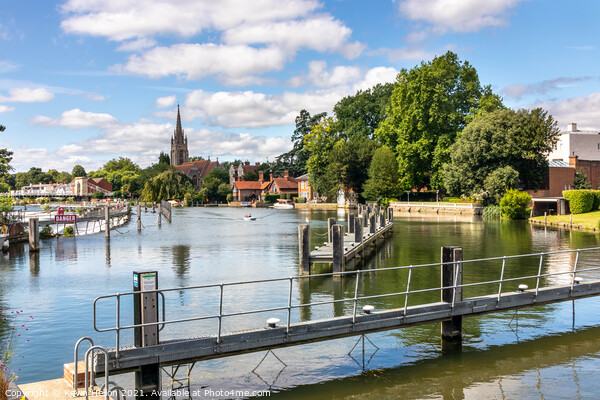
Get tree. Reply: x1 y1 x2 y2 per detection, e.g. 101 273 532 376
0 125 13 178
305 117 342 196
443 108 560 202
273 110 327 176
140 169 193 201
102 157 139 173
574 171 592 189
363 146 400 200
158 152 170 165
323 136 379 199
72 164 86 177
333 83 394 139
375 51 495 190
205 169 229 184
499 189 532 219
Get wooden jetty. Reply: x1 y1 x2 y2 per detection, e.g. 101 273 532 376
299 205 394 274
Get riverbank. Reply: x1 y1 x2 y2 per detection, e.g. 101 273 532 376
530 211 600 232
389 201 483 215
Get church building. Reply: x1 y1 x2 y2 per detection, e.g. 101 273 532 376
171 106 222 190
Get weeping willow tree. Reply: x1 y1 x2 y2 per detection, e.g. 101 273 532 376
140 169 194 201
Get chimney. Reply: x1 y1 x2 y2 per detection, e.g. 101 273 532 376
568 123 578 132
284 170 289 181
259 171 264 183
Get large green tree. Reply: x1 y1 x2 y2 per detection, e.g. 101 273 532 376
362 146 401 200
72 164 86 177
333 83 394 139
443 108 560 202
375 51 499 190
140 169 193 201
305 117 342 196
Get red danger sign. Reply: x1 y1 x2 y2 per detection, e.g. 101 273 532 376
55 214 77 223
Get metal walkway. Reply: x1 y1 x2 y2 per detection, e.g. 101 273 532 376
87 246 600 375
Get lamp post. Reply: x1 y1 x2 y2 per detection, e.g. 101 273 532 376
436 190 439 203
406 191 410 204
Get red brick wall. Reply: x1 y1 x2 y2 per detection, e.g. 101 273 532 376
572 158 600 190
528 167 575 198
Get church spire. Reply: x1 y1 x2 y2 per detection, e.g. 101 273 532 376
174 104 184 142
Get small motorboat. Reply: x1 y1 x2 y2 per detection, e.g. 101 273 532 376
273 199 294 209
243 214 256 221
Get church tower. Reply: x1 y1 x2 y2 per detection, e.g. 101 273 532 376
170 105 189 166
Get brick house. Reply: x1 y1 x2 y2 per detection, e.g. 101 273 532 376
229 161 261 187
262 171 299 197
175 159 222 190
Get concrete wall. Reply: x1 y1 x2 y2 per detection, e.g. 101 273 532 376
549 131 600 162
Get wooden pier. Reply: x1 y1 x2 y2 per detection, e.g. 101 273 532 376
299 206 394 274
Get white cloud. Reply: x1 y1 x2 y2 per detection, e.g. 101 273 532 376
184 65 399 128
0 87 54 102
84 93 106 101
0 105 15 113
223 16 364 58
0 61 18 73
112 43 287 83
304 61 362 88
31 108 118 129
399 0 524 38
155 95 177 108
533 92 600 131
501 77 593 100
61 0 321 40
116 38 157 52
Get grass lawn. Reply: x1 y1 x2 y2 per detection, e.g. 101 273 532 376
530 211 600 229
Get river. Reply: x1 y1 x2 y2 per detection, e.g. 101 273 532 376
2 207 600 399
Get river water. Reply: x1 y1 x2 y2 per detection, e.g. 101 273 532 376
2 207 600 399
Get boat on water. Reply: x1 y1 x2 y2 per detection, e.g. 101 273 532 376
273 199 294 209
243 214 256 221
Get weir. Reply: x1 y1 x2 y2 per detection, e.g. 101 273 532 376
70 246 600 397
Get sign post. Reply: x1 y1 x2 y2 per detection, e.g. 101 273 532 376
133 271 160 398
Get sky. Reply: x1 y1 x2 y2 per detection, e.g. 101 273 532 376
1 0 599 173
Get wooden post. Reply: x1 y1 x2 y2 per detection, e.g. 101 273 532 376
105 206 110 239
152 201 155 213
133 271 160 398
369 214 376 234
299 224 310 275
362 212 368 228
137 202 142 231
354 218 362 243
327 217 335 243
157 203 162 227
332 224 345 274
388 208 393 223
441 246 463 349
379 212 385 230
544 211 547 224
28 218 39 252
348 214 355 234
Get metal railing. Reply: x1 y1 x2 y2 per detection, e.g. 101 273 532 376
390 201 480 209
92 247 600 359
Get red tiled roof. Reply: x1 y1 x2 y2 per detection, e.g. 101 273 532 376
234 181 263 190
272 177 298 190
175 164 195 174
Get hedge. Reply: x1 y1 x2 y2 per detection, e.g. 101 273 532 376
499 189 531 219
563 190 595 214
293 197 306 203
264 194 280 203
592 190 600 211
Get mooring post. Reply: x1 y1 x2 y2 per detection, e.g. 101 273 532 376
441 246 463 350
369 214 376 234
299 224 310 275
379 212 385 230
152 201 155 213
28 218 39 252
354 218 362 243
362 212 368 228
327 217 335 243
137 202 142 231
133 271 161 398
104 206 110 239
348 214 355 234
332 224 345 274
388 208 393 224
157 203 162 227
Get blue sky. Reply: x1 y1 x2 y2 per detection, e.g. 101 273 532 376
1 0 599 173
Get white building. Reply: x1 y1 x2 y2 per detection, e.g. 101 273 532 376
548 123 600 162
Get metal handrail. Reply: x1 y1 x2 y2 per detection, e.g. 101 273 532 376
92 247 600 355
84 345 109 400
73 337 94 394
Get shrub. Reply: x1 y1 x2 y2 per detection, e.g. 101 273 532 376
39 225 54 239
226 193 233 202
499 189 532 219
91 191 104 199
63 225 74 237
482 205 502 219
264 194 280 203
591 190 600 211
563 190 595 214
293 197 306 203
